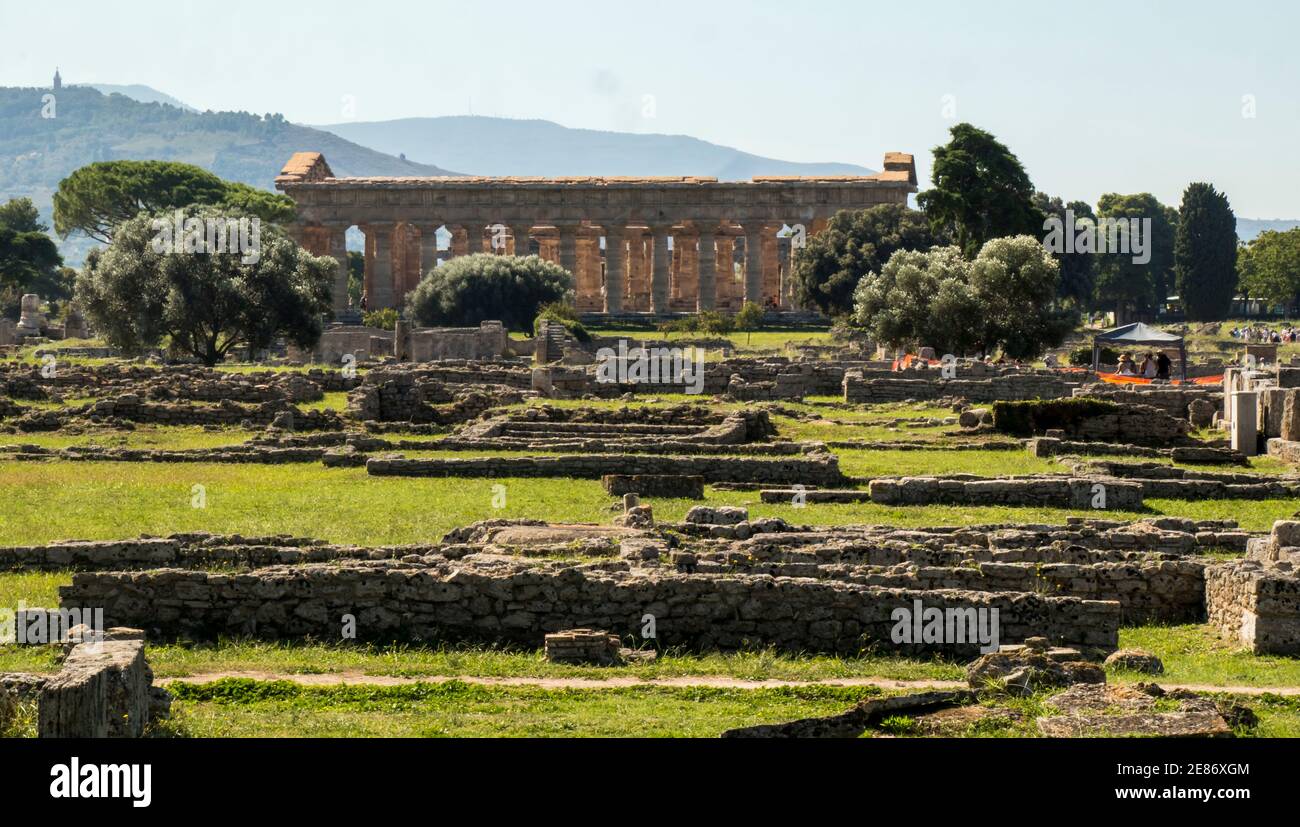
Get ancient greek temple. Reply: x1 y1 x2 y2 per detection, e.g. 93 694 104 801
275 151 917 315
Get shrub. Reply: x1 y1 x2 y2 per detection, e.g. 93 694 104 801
533 302 590 342
1068 345 1118 366
405 253 573 330
696 310 735 335
363 307 398 331
991 397 1119 436
655 312 734 336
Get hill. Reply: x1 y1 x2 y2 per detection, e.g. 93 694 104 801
0 85 460 264
87 84 196 111
316 115 876 179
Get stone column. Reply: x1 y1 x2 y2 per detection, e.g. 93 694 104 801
716 234 737 310
367 225 396 310
624 228 649 311
576 233 601 312
325 225 350 314
557 225 579 273
511 224 533 257
744 223 766 305
604 226 625 314
361 225 375 305
761 229 780 308
451 226 469 258
697 229 717 311
419 225 440 280
1232 391 1259 456
650 226 671 314
460 223 484 255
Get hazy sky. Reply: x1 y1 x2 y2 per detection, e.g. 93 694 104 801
3 0 1297 217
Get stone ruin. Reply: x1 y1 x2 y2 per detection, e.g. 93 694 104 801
14 294 47 339
1207 521 1300 655
0 628 171 738
10 513 1257 661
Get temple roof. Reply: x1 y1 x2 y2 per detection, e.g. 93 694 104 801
275 152 917 189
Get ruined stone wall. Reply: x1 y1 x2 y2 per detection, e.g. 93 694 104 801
843 372 1073 404
1206 562 1300 655
1073 385 1222 420
74 396 342 430
867 476 1144 509
0 535 425 572
1 364 358 398
61 557 1120 656
687 550 1204 624
367 452 845 485
407 322 508 362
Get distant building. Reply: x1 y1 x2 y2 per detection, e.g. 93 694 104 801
53 67 62 91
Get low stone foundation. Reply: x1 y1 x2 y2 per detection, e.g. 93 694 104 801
37 634 165 738
60 557 1121 657
867 476 1144 509
1206 521 1300 655
843 371 1073 404
602 475 705 499
1206 562 1300 655
367 452 846 486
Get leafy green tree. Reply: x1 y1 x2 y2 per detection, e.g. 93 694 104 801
853 236 1072 359
406 253 572 330
1174 183 1238 321
347 251 365 307
1091 192 1178 318
790 204 940 316
969 236 1076 359
852 245 979 355
918 123 1044 257
1238 228 1300 310
74 207 334 365
0 197 65 318
733 300 765 344
54 160 296 243
1032 192 1095 306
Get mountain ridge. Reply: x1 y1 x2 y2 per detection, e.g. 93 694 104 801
315 115 877 180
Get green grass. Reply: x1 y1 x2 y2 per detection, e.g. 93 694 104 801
835 448 1059 478
0 570 66 609
299 392 350 413
583 326 834 353
1 460 1294 545
1116 624 1300 688
0 637 968 682
0 425 259 451
114 678 1300 737
157 679 876 738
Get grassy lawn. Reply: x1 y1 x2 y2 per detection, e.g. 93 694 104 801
5 674 1294 738
583 326 835 353
0 459 1294 546
1116 624 1300 688
0 460 1289 546
0 425 259 451
158 680 878 738
0 638 968 682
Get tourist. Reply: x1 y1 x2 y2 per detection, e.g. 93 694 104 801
1141 352 1157 378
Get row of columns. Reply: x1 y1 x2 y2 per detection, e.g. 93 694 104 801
298 220 821 315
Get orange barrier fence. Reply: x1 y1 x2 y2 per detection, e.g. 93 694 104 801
1097 373 1223 386
892 355 942 371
